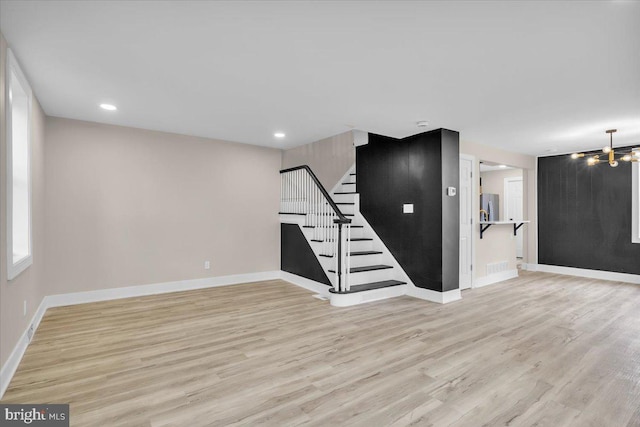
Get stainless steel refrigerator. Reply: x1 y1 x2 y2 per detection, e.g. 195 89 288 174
480 193 499 221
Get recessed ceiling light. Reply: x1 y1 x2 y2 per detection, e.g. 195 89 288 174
274 132 285 138
498 164 507 168
100 103 117 111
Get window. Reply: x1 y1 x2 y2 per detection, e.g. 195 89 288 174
633 161 639 244
6 49 33 279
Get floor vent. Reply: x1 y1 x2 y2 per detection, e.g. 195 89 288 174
486 261 509 275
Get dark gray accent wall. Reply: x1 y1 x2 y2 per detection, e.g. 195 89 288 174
356 129 460 292
538 151 640 274
281 224 332 285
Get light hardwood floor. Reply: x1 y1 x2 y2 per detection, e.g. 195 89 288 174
3 271 640 426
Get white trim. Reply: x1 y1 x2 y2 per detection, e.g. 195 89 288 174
6 49 34 280
632 162 639 244
280 271 331 296
473 269 519 288
0 298 47 398
533 264 640 284
0 270 280 399
531 163 539 265
330 284 407 307
504 176 524 258
459 153 476 291
407 286 461 304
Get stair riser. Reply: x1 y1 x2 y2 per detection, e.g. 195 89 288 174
348 254 383 268
339 183 356 193
349 240 373 251
333 193 357 203
349 228 365 239
335 204 356 215
302 228 365 241
347 268 395 286
344 175 356 184
318 253 382 270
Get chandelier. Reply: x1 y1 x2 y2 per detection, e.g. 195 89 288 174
571 129 640 167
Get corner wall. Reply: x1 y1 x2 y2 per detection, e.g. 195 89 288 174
357 129 460 293
0 33 47 369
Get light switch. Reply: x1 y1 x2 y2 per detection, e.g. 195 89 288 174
403 204 414 214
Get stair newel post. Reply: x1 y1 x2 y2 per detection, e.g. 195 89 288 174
336 221 343 292
346 224 351 292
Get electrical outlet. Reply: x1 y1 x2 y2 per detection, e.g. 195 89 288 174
23 300 27 316
204 261 211 270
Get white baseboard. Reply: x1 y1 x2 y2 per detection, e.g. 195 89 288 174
280 271 332 296
0 270 280 399
45 271 281 308
0 298 48 399
533 264 640 284
406 286 461 304
473 269 519 288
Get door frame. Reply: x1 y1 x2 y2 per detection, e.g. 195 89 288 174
504 176 524 258
459 153 476 291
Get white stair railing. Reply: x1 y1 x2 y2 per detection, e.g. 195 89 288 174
280 166 351 292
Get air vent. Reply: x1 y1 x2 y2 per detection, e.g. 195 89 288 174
486 261 509 275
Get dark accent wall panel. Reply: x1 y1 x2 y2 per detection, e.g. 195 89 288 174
281 224 331 285
356 129 460 292
538 152 640 274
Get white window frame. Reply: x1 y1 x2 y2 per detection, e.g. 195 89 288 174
633 161 639 244
6 49 33 279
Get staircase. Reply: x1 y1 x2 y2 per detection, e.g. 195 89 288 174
280 165 408 306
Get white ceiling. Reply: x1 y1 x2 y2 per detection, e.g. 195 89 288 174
1 1 639 154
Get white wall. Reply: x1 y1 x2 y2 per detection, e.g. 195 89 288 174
281 131 354 190
44 117 282 295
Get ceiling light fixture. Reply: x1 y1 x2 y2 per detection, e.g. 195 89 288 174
571 129 639 168
498 165 507 168
99 103 117 111
416 121 429 128
274 132 285 138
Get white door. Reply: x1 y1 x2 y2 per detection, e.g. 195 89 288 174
459 155 473 290
505 177 524 258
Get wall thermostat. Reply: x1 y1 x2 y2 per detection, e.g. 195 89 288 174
446 187 457 196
